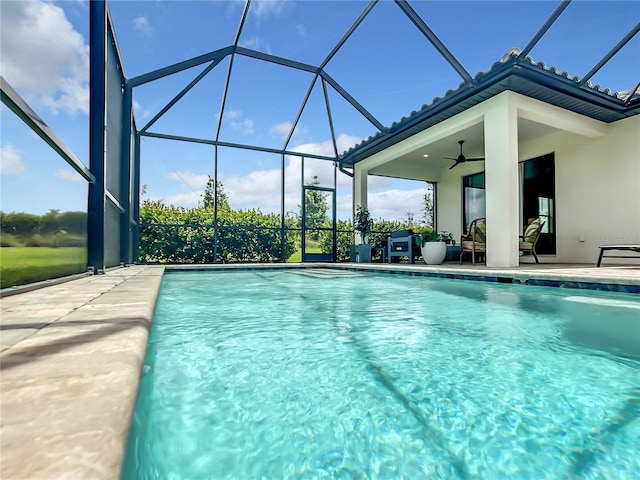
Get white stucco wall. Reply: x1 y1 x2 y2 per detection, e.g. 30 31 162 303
518 115 640 264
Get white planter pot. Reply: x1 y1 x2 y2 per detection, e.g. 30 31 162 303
421 242 447 265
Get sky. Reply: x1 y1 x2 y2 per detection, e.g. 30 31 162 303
1 0 639 221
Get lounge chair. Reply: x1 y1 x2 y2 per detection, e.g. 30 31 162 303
459 217 486 264
519 216 546 264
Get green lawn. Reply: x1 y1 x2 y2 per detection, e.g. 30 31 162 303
286 239 322 263
0 247 87 289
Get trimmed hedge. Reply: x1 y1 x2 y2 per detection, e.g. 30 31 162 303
139 200 297 263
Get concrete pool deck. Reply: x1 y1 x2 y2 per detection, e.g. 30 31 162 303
1 262 639 478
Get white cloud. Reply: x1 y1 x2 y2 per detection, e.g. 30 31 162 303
291 133 361 158
0 0 89 114
165 191 202 207
368 188 428 220
221 109 255 135
133 15 153 36
54 168 83 182
155 134 419 220
251 0 289 18
221 168 282 211
270 121 293 141
225 109 242 120
0 144 26 177
296 24 307 37
133 100 150 120
166 171 210 191
239 36 272 54
234 118 255 135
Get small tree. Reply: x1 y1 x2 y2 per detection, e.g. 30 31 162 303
421 182 435 227
301 176 329 241
202 176 229 210
354 205 373 243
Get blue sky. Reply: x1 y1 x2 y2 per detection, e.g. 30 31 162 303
1 0 638 221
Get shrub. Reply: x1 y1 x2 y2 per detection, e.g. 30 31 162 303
24 234 55 248
138 200 296 263
1 233 23 247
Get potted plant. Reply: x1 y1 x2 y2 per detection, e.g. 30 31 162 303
354 205 374 262
417 226 447 265
439 231 455 245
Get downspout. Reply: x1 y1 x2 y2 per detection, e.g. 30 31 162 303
338 162 354 178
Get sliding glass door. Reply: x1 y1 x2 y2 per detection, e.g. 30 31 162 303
461 153 556 254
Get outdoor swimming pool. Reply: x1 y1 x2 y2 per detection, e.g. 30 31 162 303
122 269 640 479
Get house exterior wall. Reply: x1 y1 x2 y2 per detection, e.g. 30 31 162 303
355 91 638 265
519 115 640 264
435 114 640 264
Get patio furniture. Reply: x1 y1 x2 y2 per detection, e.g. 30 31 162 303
459 217 486 264
387 230 422 264
519 216 546 264
596 245 640 266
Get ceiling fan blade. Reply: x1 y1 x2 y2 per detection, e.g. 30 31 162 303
448 161 462 170
466 157 485 162
442 156 457 161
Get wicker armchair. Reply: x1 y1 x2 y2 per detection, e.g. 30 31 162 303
460 217 486 264
519 216 546 264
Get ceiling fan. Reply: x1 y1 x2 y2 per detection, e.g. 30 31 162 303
445 140 485 170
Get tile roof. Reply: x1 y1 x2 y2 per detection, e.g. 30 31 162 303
340 48 640 165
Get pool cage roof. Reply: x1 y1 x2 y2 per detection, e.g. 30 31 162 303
35 0 640 270
110 0 640 163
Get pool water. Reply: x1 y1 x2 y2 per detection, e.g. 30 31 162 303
122 269 640 479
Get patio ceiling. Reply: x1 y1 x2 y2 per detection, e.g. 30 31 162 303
367 116 558 181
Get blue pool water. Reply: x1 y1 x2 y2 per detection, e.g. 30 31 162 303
122 269 640 479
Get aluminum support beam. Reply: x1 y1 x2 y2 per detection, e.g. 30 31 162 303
321 71 386 132
120 84 133 263
0 76 94 183
519 0 572 59
581 22 640 85
319 0 378 69
127 46 234 88
283 76 319 151
88 0 107 273
140 59 220 133
140 131 337 161
395 0 472 84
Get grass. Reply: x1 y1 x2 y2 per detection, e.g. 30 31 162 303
0 247 87 289
286 239 322 263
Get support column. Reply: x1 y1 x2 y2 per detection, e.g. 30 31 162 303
119 84 133 265
88 0 106 273
484 93 519 268
353 165 368 243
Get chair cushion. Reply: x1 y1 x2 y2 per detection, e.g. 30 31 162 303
471 221 486 243
523 218 543 243
391 241 409 252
